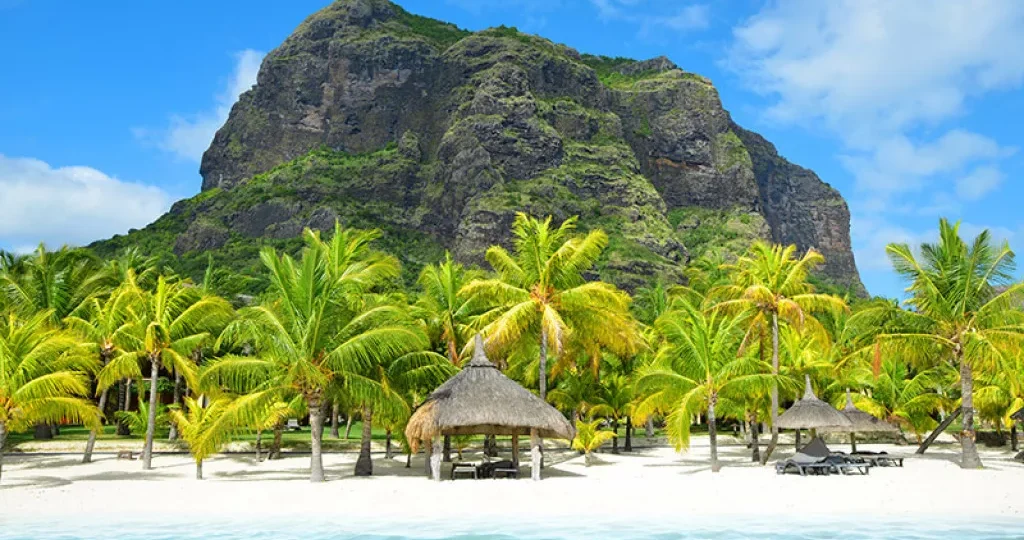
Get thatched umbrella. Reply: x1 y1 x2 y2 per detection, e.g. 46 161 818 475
777 376 852 445
405 334 574 481
822 390 899 451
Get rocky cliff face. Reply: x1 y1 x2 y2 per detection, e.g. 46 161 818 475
99 0 864 293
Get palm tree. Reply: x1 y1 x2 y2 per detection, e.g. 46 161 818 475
415 253 486 363
635 299 770 472
102 275 233 470
845 358 949 443
64 283 142 463
463 213 635 400
0 311 101 482
204 224 434 482
0 245 104 322
571 419 616 466
547 367 603 424
592 373 634 453
716 241 846 463
882 219 1024 468
168 397 235 479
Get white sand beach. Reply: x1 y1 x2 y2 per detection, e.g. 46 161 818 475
3 436 1023 525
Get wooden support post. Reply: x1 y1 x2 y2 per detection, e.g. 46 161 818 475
530 429 541 481
512 434 520 468
424 438 433 476
430 437 442 482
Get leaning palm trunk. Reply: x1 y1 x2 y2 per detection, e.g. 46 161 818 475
82 387 111 463
709 394 720 473
959 357 983 469
761 313 780 465
308 394 326 482
141 354 160 470
354 406 373 476
344 412 354 440
195 459 203 480
385 429 394 459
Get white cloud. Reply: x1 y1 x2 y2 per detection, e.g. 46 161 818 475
141 49 264 162
729 1 1024 287
591 0 709 34
0 155 170 250
956 165 1004 201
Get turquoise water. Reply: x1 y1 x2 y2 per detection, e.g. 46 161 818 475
1 518 1023 539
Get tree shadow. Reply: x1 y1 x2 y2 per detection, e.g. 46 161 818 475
0 475 73 490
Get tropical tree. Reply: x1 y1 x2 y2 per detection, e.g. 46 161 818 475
64 283 142 463
100 275 233 470
204 224 434 482
547 367 602 423
168 397 236 480
571 419 616 466
635 299 770 472
0 311 101 482
845 358 950 443
0 245 104 323
415 253 486 363
592 372 635 453
463 213 636 400
882 219 1024 468
716 241 847 463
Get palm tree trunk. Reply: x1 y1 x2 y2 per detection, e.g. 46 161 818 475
385 429 393 459
709 394 720 473
539 327 548 399
749 411 761 463
762 312 780 465
255 430 263 462
611 418 619 454
624 416 632 452
344 411 354 440
116 379 131 436
330 402 340 439
168 370 182 441
0 421 7 484
354 406 373 476
308 395 326 482
196 460 203 480
959 357 983 469
270 422 283 460
83 387 110 463
141 355 160 470
917 407 961 454
645 418 654 439
1011 424 1018 452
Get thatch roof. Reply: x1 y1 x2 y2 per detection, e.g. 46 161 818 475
777 376 853 430
1012 407 1024 422
405 335 574 450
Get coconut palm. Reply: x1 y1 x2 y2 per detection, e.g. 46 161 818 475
0 311 101 482
844 358 950 443
975 355 1024 450
415 253 487 363
168 397 236 479
204 224 434 482
635 299 770 472
547 367 603 424
591 372 635 453
100 275 233 470
463 213 635 400
571 419 616 466
0 245 104 322
882 219 1024 468
64 283 143 463
715 241 847 463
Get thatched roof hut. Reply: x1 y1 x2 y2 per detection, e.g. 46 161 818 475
406 335 574 480
777 376 853 431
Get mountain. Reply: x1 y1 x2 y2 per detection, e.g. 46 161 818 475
93 0 864 294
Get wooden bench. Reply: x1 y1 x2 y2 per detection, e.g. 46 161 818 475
450 462 478 480
117 451 136 460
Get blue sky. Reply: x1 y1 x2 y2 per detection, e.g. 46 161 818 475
1 0 1022 298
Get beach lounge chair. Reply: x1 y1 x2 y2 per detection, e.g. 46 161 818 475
776 438 871 476
491 460 519 479
850 450 904 467
286 418 301 431
450 461 479 480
